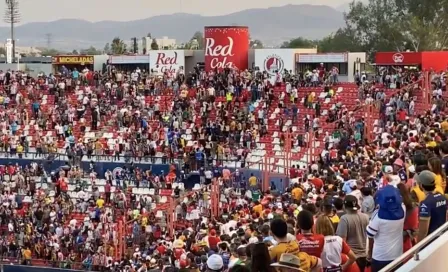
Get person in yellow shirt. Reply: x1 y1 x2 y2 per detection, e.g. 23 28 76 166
291 184 303 204
428 157 446 195
269 218 320 271
96 196 105 208
248 174 257 188
441 118 448 133
22 247 32 265
253 201 263 215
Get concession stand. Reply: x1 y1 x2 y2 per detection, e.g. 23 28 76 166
375 51 448 72
52 55 94 73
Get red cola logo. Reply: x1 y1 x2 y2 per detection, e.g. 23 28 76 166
155 51 180 74
205 37 235 69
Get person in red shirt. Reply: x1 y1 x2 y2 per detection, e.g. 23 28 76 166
156 242 166 255
208 229 221 251
296 210 325 258
289 165 298 179
173 240 185 260
105 182 111 204
310 174 324 191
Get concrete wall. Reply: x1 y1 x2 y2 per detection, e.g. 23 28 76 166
347 52 367 82
93 55 109 72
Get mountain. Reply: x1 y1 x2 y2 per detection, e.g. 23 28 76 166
0 4 344 50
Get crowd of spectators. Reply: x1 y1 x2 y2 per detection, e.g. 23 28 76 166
0 64 446 272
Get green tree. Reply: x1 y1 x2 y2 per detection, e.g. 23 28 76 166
0 47 6 56
187 31 204 49
111 37 127 54
281 37 316 48
250 39 264 49
71 49 79 55
343 0 448 54
317 28 363 53
40 48 61 56
150 38 159 50
80 46 102 55
103 43 111 54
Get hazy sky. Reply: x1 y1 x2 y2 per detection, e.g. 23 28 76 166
0 0 350 26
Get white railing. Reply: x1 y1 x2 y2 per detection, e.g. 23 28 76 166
381 221 448 271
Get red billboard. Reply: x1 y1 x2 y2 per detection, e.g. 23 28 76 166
375 52 422 66
204 26 249 71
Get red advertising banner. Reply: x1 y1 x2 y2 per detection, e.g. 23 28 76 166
204 26 249 71
375 52 422 65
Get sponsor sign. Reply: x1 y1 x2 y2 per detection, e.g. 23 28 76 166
255 49 294 81
52 55 94 65
375 52 422 65
297 53 348 63
109 55 149 64
150 50 185 76
204 26 249 71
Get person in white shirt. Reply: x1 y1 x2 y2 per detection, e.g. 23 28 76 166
367 185 405 272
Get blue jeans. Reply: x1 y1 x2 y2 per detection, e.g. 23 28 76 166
371 259 392 272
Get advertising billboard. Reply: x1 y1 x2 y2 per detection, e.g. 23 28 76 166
150 50 184 76
204 26 249 71
109 55 149 64
255 49 295 82
52 56 94 65
297 53 348 63
375 52 422 66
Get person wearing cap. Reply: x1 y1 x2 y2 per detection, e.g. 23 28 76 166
367 185 405 272
271 253 306 272
393 158 407 182
336 195 369 272
206 254 224 272
415 170 447 242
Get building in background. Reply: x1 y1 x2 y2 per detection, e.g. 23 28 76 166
0 42 42 57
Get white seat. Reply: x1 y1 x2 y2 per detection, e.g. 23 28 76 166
193 184 201 191
23 196 32 203
160 196 167 203
48 190 56 197
149 188 155 195
155 210 164 218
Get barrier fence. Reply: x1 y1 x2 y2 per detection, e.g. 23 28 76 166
1 263 83 272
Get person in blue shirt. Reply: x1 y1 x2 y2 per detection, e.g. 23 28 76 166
10 121 17 135
32 101 40 119
416 170 447 242
72 68 79 80
195 148 204 169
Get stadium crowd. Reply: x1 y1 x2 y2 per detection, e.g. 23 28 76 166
0 65 446 272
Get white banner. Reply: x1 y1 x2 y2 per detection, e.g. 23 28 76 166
298 53 348 63
150 50 185 76
5 39 13 64
255 49 294 82
109 55 149 64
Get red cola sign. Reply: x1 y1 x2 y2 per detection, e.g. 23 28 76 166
204 26 249 71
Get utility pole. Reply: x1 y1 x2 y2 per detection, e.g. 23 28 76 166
4 0 21 60
46 33 52 48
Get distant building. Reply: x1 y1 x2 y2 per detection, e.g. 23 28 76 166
137 36 177 53
0 43 42 57
155 36 177 50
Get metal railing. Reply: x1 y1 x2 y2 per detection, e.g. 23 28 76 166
381 220 448 271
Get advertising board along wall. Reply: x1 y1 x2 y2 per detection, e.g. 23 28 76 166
255 49 295 84
150 50 185 76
